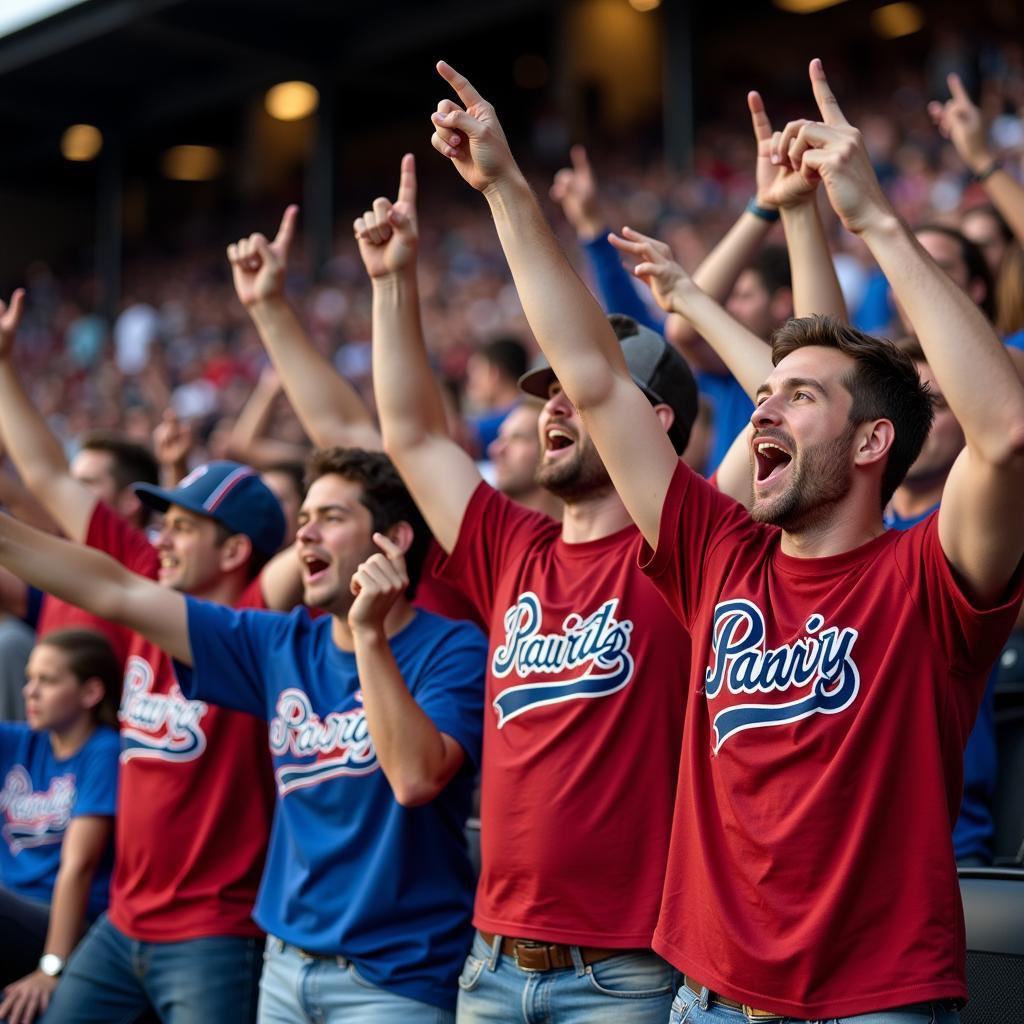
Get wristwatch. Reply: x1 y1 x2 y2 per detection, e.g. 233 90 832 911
38 953 66 977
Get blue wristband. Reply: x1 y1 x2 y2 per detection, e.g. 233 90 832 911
746 199 780 223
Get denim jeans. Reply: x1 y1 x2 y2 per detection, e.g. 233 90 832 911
456 930 680 1024
43 913 262 1023
258 937 454 1024
669 981 961 1024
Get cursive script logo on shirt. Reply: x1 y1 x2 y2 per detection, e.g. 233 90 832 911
119 656 209 763
704 599 860 752
269 688 378 795
0 766 75 853
490 592 635 727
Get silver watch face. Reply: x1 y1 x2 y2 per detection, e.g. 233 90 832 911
38 953 65 977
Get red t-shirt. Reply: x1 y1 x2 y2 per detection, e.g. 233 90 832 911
437 483 690 947
417 540 486 628
37 591 134 667
642 461 1023 1018
83 504 276 941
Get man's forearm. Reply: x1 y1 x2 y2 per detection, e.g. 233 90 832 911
248 298 381 450
781 201 847 321
862 214 1024 455
371 270 450 448
484 175 628 410
353 626 456 806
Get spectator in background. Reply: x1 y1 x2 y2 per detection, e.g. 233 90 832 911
463 335 529 456
0 629 121 1024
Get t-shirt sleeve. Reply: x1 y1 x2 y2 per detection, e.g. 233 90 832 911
639 458 755 628
175 597 285 719
85 502 160 578
896 513 1024 676
410 620 488 772
435 481 555 623
72 731 120 818
0 722 23 770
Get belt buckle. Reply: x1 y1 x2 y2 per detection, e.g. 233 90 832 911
512 940 548 972
742 1006 784 1022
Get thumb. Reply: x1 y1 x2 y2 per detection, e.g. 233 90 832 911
435 107 485 140
253 235 276 267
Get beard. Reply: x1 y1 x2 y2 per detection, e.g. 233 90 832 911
535 433 613 502
750 422 857 532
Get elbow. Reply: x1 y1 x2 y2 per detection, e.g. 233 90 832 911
391 774 445 809
985 415 1024 467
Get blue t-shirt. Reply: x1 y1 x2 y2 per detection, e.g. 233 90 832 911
176 601 487 1012
0 723 119 918
884 504 997 861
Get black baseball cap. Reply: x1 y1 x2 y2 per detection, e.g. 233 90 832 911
518 316 698 454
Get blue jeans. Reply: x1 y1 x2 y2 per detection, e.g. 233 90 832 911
258 937 454 1024
669 982 961 1024
43 913 261 1023
456 930 679 1023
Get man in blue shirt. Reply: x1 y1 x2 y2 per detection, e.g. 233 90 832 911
0 446 488 1024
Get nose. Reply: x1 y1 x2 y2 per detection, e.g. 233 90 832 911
542 389 572 419
751 393 782 430
296 518 318 544
22 676 38 700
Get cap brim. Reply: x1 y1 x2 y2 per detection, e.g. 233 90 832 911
518 365 557 400
132 482 176 514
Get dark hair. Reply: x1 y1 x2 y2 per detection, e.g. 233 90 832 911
771 316 935 508
915 223 995 321
37 628 121 730
80 432 160 493
304 448 430 598
263 461 306 504
748 245 792 297
479 336 529 384
211 520 272 582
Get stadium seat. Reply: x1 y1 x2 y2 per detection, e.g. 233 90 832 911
958 867 1024 1023
992 705 1024 865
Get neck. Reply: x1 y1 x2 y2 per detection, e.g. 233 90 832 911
515 488 564 520
331 598 417 652
889 477 944 521
50 716 96 760
779 501 885 559
559 487 633 543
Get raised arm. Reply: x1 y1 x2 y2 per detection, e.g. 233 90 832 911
789 60 1024 603
227 207 382 452
152 409 194 487
226 367 309 468
0 512 190 661
430 62 675 547
0 292 98 541
929 73 1024 248
0 815 112 1023
358 153 482 554
347 533 464 806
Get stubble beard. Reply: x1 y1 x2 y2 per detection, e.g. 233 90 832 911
535 435 613 503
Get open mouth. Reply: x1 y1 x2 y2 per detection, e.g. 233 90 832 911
754 439 793 485
302 555 330 582
545 426 575 454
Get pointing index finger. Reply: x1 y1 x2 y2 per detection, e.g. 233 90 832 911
372 531 404 561
397 153 417 207
748 90 773 142
274 205 298 250
809 58 849 127
437 60 485 108
947 72 971 105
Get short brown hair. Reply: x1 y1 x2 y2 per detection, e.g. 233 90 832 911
771 316 935 508
37 628 122 730
80 432 159 494
305 448 430 598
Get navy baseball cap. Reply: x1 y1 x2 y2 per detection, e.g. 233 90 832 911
134 461 286 557
518 316 698 454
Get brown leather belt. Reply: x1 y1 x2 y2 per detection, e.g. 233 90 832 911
479 931 638 972
684 976 785 1020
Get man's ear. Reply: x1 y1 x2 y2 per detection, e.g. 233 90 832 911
652 403 676 437
383 520 415 556
219 533 254 575
854 418 895 469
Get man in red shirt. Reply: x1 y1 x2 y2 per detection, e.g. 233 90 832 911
428 57 1024 1022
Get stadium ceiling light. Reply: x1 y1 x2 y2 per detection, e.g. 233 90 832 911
60 123 102 162
265 81 320 121
870 2 924 38
628 0 661 11
774 0 849 12
161 145 223 182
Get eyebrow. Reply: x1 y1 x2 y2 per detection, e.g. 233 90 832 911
755 376 829 401
298 503 349 517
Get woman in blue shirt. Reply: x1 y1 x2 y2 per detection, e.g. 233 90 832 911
0 628 121 1024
